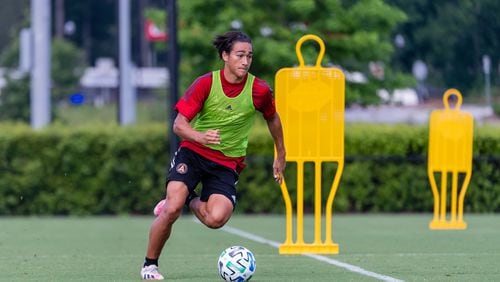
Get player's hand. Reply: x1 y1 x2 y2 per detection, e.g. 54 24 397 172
273 155 286 185
202 129 221 145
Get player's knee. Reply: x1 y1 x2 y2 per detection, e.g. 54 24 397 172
205 214 228 229
161 204 183 222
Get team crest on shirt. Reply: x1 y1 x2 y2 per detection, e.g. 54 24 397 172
176 163 188 174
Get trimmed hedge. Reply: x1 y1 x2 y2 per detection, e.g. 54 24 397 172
0 123 168 215
0 122 499 215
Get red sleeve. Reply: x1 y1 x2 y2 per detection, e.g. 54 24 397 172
175 72 212 121
252 77 276 120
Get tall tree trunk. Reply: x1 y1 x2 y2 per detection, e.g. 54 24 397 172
54 0 64 38
82 1 92 64
138 0 152 67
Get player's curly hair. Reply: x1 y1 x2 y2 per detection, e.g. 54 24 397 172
213 31 252 59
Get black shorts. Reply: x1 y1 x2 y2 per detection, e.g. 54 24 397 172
167 147 239 207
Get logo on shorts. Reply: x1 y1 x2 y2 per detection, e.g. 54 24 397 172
176 163 188 174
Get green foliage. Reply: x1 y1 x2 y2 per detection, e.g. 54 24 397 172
1 123 498 215
171 0 408 105
387 0 500 95
0 37 21 68
0 124 168 215
492 102 500 117
0 38 85 122
0 74 58 123
0 76 30 122
51 38 86 101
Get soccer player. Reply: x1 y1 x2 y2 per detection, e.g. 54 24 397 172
140 31 286 280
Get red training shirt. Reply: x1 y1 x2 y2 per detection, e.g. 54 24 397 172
175 69 276 173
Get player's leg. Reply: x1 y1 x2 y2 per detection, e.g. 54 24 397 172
141 181 187 280
142 148 200 280
189 194 234 229
189 162 238 229
153 188 198 216
147 181 188 257
153 148 200 216
146 148 201 258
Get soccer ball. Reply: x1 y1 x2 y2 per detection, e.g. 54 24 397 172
217 246 256 282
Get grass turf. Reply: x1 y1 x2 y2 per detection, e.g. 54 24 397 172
0 214 499 281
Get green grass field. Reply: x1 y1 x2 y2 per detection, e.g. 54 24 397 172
55 100 169 126
1 214 499 281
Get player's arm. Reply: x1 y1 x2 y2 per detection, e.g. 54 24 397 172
265 112 286 184
254 78 286 184
173 113 220 145
173 73 220 145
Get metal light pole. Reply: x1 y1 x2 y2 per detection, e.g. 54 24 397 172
30 0 51 129
167 0 179 156
119 0 136 125
482 55 491 106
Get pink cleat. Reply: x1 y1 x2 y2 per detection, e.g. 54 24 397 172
153 199 166 216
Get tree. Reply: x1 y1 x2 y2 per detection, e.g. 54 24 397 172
0 75 30 122
387 0 500 97
1 0 411 108
0 37 85 122
0 0 29 54
51 38 86 101
63 0 118 64
174 0 410 105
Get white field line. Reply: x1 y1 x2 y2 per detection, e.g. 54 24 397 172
219 223 404 282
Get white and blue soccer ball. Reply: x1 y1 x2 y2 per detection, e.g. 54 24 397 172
217 246 256 282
